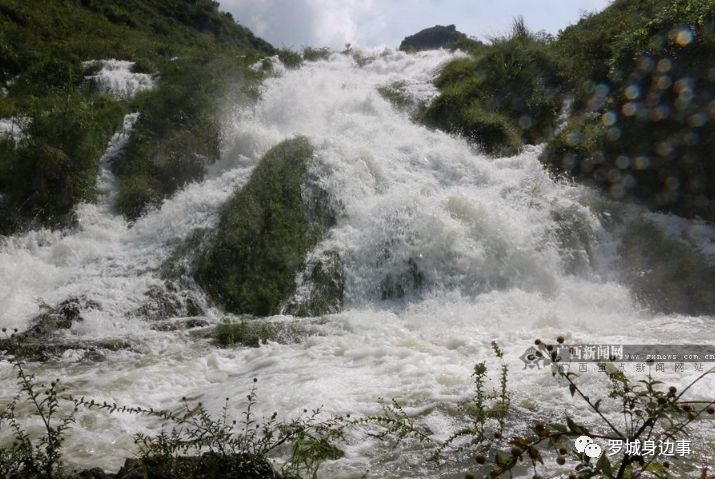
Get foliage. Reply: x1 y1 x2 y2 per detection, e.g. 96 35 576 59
555 0 670 109
542 0 715 222
277 50 303 69
114 53 265 219
3 334 715 478
449 35 486 55
73 379 345 479
213 319 280 348
541 113 607 175
0 91 126 233
195 137 334 316
0 0 275 231
301 47 331 62
421 84 523 156
377 81 426 118
364 337 715 478
422 18 567 153
0 354 75 478
0 353 345 478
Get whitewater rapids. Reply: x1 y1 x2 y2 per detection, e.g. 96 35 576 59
1 49 714 477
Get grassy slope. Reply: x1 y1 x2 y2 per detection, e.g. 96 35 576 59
421 0 715 222
420 19 566 156
0 0 274 231
543 0 715 221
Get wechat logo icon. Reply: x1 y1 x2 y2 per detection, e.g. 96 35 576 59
575 435 602 459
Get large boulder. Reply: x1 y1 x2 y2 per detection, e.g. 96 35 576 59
399 25 467 52
194 137 339 316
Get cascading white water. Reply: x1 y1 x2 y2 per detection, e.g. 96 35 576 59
1 49 714 477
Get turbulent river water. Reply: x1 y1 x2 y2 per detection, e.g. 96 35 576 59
1 50 714 477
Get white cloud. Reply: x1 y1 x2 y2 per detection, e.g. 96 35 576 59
221 0 376 49
219 0 611 50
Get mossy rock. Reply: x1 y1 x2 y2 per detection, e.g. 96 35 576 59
194 137 337 316
399 25 468 52
134 284 204 321
380 257 424 300
211 319 305 348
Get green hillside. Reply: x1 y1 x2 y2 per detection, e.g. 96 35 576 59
419 0 715 222
0 0 275 232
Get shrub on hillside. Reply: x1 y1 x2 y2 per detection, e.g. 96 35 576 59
0 93 126 232
113 54 262 219
542 0 715 221
422 18 567 153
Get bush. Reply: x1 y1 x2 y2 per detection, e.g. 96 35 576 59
365 337 715 478
0 92 126 232
555 0 670 109
113 53 261 220
0 0 276 231
301 47 331 62
1 354 345 479
422 18 566 153
213 319 280 347
543 0 715 221
277 49 302 69
421 87 522 156
195 137 335 316
540 113 607 175
0 355 75 478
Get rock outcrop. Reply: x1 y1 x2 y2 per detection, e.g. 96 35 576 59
399 25 466 52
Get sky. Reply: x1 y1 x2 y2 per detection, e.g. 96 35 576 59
219 0 612 50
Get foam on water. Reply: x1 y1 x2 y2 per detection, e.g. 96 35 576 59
1 49 714 476
83 60 156 100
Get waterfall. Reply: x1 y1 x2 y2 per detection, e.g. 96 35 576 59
1 49 714 476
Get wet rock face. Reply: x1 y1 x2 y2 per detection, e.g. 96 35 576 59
0 296 128 362
399 25 465 52
380 257 424 300
283 250 344 316
134 284 205 321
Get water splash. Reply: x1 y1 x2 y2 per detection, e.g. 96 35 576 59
1 49 714 476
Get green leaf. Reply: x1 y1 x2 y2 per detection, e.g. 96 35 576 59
645 463 669 478
566 416 589 435
596 452 612 476
549 423 567 433
495 453 512 467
